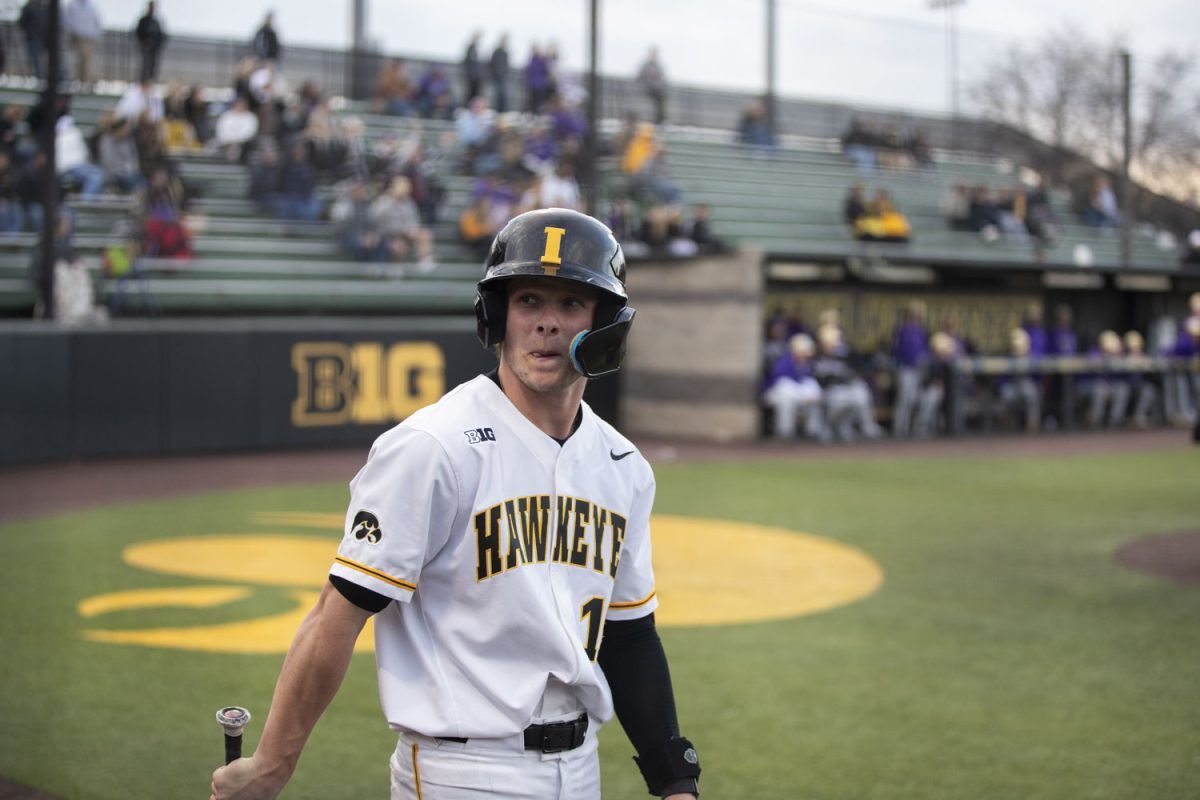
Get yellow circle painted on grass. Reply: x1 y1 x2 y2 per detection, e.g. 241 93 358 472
650 515 883 627
78 515 882 652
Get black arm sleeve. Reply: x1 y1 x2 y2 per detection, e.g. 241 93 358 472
329 575 392 613
598 613 697 797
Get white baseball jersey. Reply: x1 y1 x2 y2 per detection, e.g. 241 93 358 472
329 374 658 740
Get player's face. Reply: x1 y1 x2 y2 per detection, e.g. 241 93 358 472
501 278 598 394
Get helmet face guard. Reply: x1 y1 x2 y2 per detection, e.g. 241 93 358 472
475 209 634 377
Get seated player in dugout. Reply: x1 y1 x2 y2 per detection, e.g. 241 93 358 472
210 209 702 800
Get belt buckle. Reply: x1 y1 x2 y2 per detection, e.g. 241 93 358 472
538 720 575 753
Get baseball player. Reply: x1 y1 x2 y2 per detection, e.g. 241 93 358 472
210 208 701 800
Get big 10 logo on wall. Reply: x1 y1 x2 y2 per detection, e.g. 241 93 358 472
291 341 445 427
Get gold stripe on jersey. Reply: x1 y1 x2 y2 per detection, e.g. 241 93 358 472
333 557 416 592
412 742 424 800
610 588 656 610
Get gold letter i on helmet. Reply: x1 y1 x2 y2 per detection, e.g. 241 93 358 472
541 226 565 276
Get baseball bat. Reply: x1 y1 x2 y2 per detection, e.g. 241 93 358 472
215 706 252 765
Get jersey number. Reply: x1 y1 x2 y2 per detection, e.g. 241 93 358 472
541 226 565 276
580 596 605 662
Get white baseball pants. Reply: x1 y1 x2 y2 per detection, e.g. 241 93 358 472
390 726 601 800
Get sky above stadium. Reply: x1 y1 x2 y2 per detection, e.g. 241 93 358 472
88 0 1199 112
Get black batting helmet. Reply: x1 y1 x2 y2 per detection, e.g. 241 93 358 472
474 208 635 378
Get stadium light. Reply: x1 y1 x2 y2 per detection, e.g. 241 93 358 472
928 0 965 144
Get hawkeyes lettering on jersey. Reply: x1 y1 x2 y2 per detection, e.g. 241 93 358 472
475 495 628 582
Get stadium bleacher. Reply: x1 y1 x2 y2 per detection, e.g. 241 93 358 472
0 75 1190 316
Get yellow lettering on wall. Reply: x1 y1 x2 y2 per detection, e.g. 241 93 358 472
291 341 447 428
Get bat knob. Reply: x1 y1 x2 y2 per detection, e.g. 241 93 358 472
216 706 252 737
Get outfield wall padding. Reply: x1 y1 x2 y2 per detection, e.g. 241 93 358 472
0 319 618 466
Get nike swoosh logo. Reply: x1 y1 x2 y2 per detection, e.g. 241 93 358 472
610 449 636 461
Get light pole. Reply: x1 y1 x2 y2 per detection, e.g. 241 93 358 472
929 0 965 147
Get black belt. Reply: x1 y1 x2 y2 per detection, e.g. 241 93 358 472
436 713 589 754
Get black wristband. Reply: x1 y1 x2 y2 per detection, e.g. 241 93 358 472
633 736 701 796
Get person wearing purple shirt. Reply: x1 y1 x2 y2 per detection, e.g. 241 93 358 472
1166 316 1200 425
525 46 553 113
1079 332 1130 427
1021 303 1049 359
891 301 930 437
762 333 827 441
1048 304 1078 356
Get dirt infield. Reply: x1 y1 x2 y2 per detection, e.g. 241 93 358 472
1115 531 1200 586
0 428 1190 525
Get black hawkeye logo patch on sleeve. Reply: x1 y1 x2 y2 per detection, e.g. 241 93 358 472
351 511 383 544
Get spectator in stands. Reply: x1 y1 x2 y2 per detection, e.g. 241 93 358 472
1084 175 1122 229
1080 331 1130 428
55 116 105 199
763 333 827 441
891 301 930 438
1123 330 1159 428
183 85 211 142
214 96 258 162
840 118 878 172
0 106 25 162
524 45 553 114
370 176 435 273
63 0 102 85
523 118 558 174
853 189 911 243
525 158 581 211
877 127 913 171
275 141 322 222
462 32 485 102
737 100 775 151
998 327 1040 432
132 112 168 176
913 331 958 438
1024 173 1055 257
331 180 386 263
906 128 933 168
1182 230 1200 265
416 64 455 120
373 59 416 117
98 118 143 192
966 185 999 238
941 184 972 232
494 131 535 187
843 184 867 232
301 100 347 174
0 152 23 236
246 143 281 214
994 187 1029 239
115 78 164 124
19 0 49 81
252 12 281 64
546 94 587 150
134 1 167 82
458 193 502 260
16 150 47 232
813 325 883 441
249 60 288 135
690 204 727 254
456 96 496 166
490 35 511 113
161 84 203 153
1049 304 1078 356
637 47 667 125
139 164 190 258
399 141 446 225
636 148 684 206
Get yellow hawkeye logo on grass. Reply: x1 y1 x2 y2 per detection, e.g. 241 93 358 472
77 514 884 653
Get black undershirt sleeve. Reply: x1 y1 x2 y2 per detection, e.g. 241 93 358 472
329 574 392 613
598 613 698 797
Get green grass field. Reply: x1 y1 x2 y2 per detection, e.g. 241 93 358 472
1 449 1197 799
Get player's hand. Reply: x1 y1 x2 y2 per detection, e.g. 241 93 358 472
210 755 289 800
